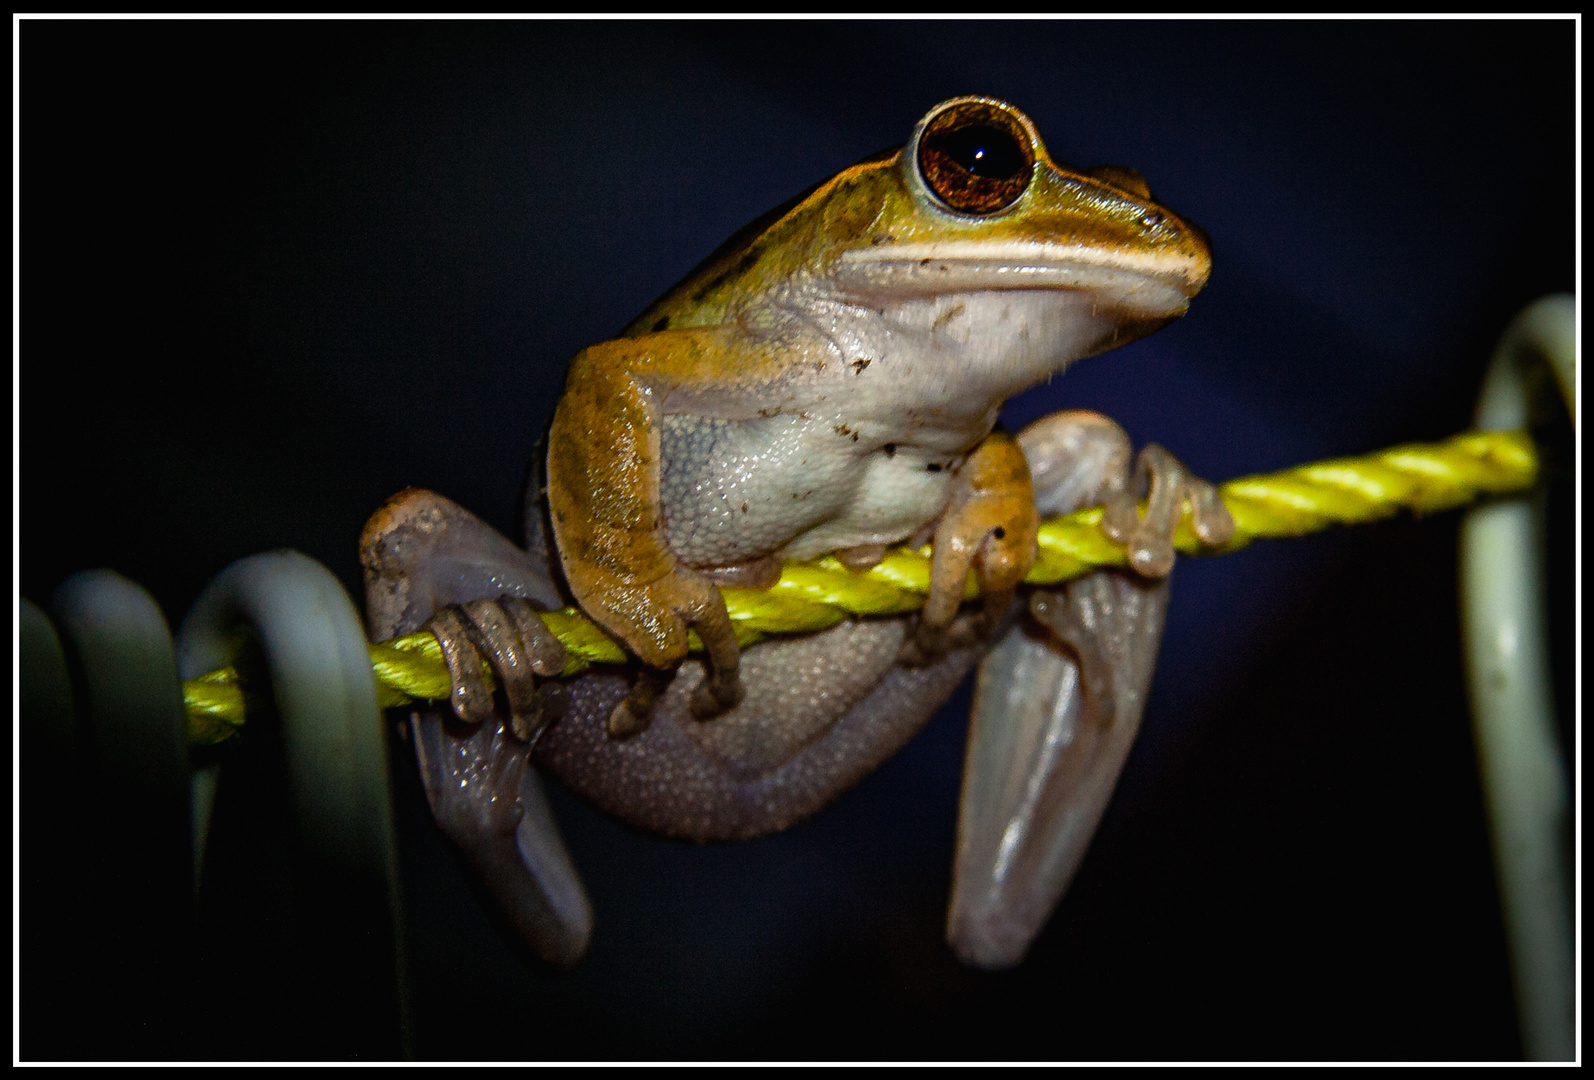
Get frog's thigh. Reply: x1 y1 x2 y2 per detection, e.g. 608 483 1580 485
947 410 1167 969
360 489 592 967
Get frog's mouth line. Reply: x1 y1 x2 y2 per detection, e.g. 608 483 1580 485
834 241 1204 317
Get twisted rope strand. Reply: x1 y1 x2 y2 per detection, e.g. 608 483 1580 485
182 429 1538 745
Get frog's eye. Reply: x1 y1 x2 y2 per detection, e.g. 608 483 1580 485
917 102 1035 215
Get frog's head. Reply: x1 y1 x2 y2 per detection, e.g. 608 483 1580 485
628 96 1211 376
842 97 1210 331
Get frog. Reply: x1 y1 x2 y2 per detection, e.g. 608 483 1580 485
359 96 1235 971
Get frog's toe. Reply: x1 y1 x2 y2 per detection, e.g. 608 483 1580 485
688 666 744 721
590 567 746 729
424 606 496 725
606 665 672 740
677 579 744 721
1188 475 1236 545
606 699 649 740
899 609 989 668
898 616 949 668
1028 590 1116 726
1101 442 1228 579
1108 508 1177 578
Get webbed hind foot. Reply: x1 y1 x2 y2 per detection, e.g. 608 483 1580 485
1102 442 1234 578
425 597 568 742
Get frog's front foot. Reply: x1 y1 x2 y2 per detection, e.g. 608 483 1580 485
578 568 745 739
1101 442 1235 578
900 428 1039 668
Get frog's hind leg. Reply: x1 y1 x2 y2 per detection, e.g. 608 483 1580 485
948 412 1172 969
361 489 593 967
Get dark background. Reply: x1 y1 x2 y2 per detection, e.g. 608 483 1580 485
20 20 1575 1061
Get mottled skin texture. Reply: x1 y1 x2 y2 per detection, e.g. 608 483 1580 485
361 97 1236 967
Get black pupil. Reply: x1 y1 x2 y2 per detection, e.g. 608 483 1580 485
937 123 1026 180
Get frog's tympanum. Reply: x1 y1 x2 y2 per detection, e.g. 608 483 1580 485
360 98 1234 970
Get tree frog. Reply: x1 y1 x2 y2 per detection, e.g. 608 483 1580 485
360 97 1234 970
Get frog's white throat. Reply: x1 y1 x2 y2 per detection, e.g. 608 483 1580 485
824 284 1181 411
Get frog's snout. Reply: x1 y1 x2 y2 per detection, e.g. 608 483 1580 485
1179 217 1214 295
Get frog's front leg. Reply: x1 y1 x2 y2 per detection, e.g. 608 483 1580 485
360 489 593 967
946 411 1231 969
546 329 792 738
899 428 1039 666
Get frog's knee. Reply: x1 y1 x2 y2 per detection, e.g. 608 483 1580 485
360 487 563 640
360 488 456 635
1016 411 1133 516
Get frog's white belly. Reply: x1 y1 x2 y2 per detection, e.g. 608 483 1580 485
659 410 978 569
657 287 1117 570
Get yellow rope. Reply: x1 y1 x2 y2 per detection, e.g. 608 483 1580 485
183 429 1538 746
